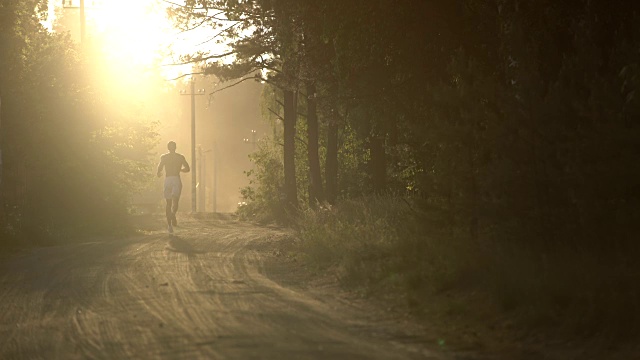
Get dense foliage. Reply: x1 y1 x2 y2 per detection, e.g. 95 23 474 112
170 1 640 338
172 0 639 250
0 0 157 245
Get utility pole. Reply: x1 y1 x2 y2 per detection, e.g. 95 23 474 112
80 0 85 43
243 130 257 151
197 145 206 212
62 0 86 44
191 81 196 212
251 129 257 151
198 146 213 212
180 80 205 213
202 149 206 212
213 141 217 213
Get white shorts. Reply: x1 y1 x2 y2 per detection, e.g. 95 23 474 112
164 176 183 199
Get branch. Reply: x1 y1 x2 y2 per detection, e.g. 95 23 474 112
165 72 205 81
163 51 237 66
296 136 307 147
273 96 307 118
205 14 246 22
177 16 209 34
257 55 281 74
194 22 241 47
209 76 263 95
162 0 212 10
164 0 274 21
268 108 283 120
196 10 226 19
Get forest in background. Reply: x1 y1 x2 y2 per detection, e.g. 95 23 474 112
0 0 639 344
0 0 160 244
170 0 640 340
171 0 639 249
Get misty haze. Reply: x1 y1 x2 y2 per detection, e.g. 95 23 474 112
0 1 639 359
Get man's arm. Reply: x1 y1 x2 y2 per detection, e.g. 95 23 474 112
181 156 190 173
156 157 165 177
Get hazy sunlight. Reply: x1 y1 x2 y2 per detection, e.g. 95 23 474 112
48 0 227 82
93 1 170 68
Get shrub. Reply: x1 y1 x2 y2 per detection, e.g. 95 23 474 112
237 139 287 224
295 194 640 339
296 195 477 295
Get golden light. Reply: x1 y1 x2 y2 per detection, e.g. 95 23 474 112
47 0 223 82
46 0 233 123
87 0 188 83
92 0 171 67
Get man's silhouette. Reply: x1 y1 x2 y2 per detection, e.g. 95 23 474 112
157 141 190 233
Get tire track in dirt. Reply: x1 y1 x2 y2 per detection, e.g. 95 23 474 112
0 216 449 359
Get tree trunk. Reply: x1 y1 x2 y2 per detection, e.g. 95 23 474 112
0 95 2 190
306 82 324 208
370 136 386 194
325 118 338 205
283 89 298 209
467 143 479 243
0 95 3 222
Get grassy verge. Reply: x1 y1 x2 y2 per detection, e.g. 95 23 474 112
293 195 640 348
0 211 138 250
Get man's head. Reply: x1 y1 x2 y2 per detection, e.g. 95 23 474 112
167 141 177 152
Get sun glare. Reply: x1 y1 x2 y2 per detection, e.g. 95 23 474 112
47 0 227 82
92 0 170 67
83 0 191 85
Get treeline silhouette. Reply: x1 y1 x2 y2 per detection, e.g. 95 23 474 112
171 0 640 340
0 1 156 244
170 0 639 251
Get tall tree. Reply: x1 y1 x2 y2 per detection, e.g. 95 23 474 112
169 0 310 210
304 82 323 206
0 0 157 243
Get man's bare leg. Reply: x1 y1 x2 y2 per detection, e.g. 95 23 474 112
165 199 174 231
171 197 179 226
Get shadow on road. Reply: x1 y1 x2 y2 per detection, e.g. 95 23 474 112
167 236 205 256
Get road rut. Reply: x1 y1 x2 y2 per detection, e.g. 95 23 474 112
0 216 462 359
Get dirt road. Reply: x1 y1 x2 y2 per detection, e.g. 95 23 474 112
0 215 485 359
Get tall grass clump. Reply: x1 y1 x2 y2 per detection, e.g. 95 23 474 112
296 195 479 296
295 195 640 340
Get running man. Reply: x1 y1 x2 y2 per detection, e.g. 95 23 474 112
157 141 190 233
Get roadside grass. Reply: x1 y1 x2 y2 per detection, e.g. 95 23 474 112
0 210 138 250
294 195 640 345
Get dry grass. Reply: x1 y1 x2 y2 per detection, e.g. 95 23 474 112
294 195 640 344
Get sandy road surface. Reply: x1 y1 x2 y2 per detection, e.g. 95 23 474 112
0 215 486 359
